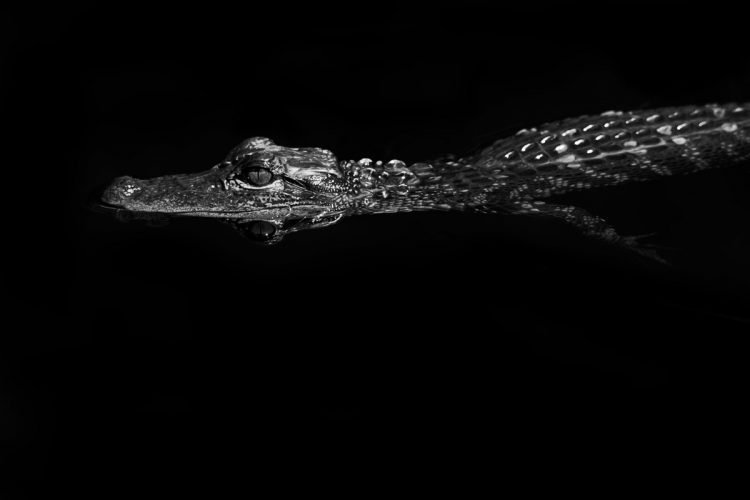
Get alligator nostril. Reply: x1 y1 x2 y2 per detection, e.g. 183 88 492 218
101 175 144 205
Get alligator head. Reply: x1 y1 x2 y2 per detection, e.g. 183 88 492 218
101 137 367 243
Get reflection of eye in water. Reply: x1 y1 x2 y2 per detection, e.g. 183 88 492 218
230 216 344 245
243 220 277 242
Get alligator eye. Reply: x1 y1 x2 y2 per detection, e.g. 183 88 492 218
236 166 275 186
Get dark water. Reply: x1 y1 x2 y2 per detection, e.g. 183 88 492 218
4 2 750 491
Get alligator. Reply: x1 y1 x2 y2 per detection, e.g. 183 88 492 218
100 103 750 260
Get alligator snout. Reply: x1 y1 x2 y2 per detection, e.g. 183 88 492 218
100 165 319 216
100 170 229 214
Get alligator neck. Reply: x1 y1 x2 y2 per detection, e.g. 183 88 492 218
343 156 506 215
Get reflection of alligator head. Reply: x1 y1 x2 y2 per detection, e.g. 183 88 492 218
100 136 452 243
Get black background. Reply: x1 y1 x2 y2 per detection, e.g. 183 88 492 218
3 1 750 492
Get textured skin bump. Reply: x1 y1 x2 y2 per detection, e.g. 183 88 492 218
461 103 750 199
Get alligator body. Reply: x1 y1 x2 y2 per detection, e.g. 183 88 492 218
101 103 750 258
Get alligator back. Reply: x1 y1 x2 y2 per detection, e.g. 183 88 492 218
468 103 750 197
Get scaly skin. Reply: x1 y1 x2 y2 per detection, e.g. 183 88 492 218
101 103 750 256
